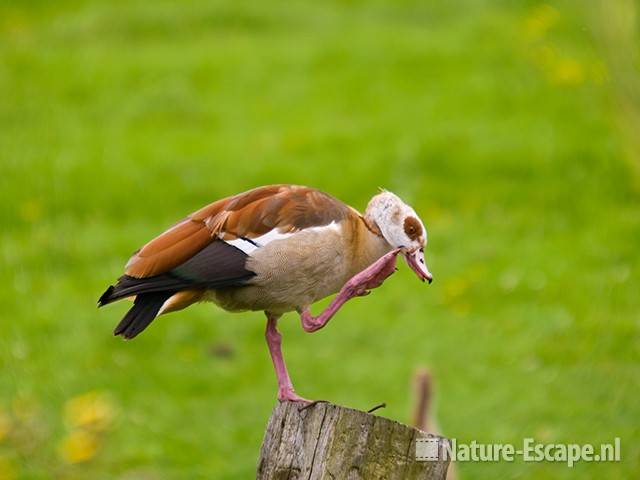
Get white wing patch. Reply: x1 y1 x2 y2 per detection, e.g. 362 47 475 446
222 222 341 255
224 230 292 255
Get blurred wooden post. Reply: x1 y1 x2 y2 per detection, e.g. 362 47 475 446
412 368 433 432
257 401 450 480
411 368 457 480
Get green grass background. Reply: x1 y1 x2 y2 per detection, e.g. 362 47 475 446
1 0 638 478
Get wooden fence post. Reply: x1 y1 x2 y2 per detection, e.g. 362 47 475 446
257 401 450 480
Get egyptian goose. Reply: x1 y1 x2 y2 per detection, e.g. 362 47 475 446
99 185 432 402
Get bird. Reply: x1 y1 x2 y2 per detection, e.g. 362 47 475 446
98 184 432 403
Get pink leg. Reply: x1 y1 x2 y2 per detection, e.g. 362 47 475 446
265 312 311 403
299 248 401 333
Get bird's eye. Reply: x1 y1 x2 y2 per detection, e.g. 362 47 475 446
403 216 423 241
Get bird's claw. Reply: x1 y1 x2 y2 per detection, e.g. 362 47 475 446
278 389 314 404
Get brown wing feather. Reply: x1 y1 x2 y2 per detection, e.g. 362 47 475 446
124 185 355 278
219 186 354 237
125 219 213 277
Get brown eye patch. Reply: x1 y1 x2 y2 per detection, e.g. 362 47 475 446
403 216 423 241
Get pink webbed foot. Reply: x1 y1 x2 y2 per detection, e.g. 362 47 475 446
278 389 328 411
277 388 314 404
344 248 401 297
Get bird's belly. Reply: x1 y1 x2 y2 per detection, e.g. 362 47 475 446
210 228 349 313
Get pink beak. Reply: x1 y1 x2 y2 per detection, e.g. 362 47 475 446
403 248 433 284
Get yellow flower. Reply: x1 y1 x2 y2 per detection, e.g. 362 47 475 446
58 430 99 464
551 58 585 86
64 391 116 432
523 4 560 42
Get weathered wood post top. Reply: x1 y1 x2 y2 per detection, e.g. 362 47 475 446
257 401 450 480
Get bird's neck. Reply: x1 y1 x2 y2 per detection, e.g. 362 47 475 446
345 215 393 276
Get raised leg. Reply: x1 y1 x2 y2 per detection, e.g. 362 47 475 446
265 312 311 403
299 248 401 333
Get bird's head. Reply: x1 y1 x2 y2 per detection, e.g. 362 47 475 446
365 190 433 284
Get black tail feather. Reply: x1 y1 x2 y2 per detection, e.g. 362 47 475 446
100 239 257 338
113 292 173 339
98 275 189 306
98 285 116 306
97 272 254 307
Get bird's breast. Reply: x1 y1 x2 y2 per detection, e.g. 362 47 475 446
210 224 350 313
